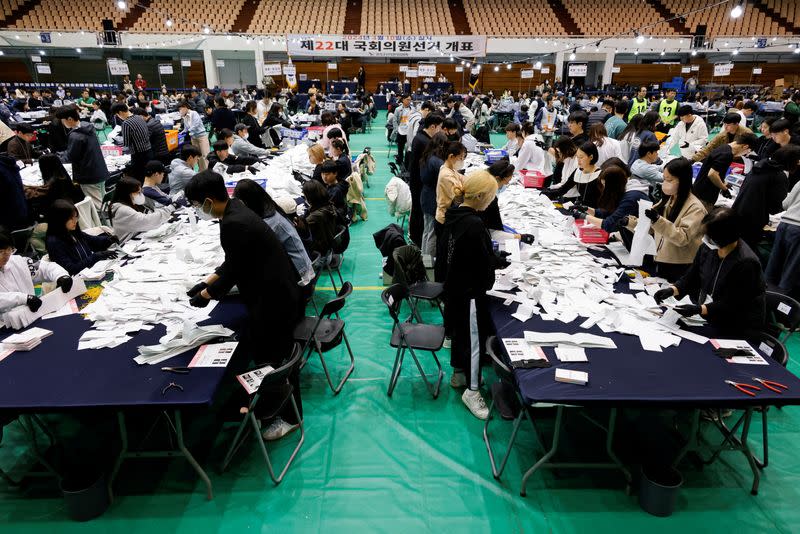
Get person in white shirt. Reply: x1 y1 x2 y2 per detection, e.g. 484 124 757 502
0 231 71 315
392 94 414 165
108 177 175 242
589 123 623 166
666 105 709 159
513 122 549 175
256 92 272 125
232 123 270 159
406 101 436 157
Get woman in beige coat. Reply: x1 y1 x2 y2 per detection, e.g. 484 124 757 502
626 157 707 281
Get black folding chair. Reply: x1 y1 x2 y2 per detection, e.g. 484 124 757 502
10 225 37 259
392 245 444 322
324 227 348 293
381 284 444 399
99 187 116 226
304 251 326 315
765 291 800 343
293 282 356 395
220 343 304 485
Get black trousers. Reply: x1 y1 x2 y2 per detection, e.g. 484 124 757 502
409 178 423 246
396 135 407 166
445 294 492 389
129 149 154 183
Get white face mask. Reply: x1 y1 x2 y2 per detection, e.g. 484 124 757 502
702 235 720 250
661 179 678 196
132 193 146 206
454 159 465 171
196 199 215 221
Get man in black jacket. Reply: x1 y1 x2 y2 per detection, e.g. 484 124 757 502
185 170 303 441
733 145 800 255
206 140 257 174
55 106 109 209
408 113 444 246
132 107 170 163
655 207 766 336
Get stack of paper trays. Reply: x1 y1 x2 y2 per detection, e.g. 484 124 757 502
2 327 53 351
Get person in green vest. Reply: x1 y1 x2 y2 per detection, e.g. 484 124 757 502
657 89 679 133
627 86 649 121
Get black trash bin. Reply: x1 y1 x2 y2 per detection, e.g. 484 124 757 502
60 471 111 522
639 464 683 517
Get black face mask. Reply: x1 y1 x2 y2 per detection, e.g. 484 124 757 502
447 134 460 142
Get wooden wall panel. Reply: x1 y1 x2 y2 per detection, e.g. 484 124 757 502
0 59 33 83
612 62 795 88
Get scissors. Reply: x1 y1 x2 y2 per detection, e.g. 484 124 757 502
161 366 190 374
753 378 788 394
725 380 760 397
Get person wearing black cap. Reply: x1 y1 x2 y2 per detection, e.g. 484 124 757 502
231 123 270 159
665 105 708 159
141 160 172 208
319 159 349 217
654 207 766 335
7 123 41 164
207 140 257 174
692 112 752 162
692 132 758 212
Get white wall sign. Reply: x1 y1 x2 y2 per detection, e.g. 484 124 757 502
455 66 464 72
327 62 337 69
216 60 225 68
567 64 588 77
399 65 408 72
406 69 418 78
30 55 41 63
520 69 534 79
35 63 51 74
287 34 487 57
752 67 763 74
107 59 129 76
263 63 281 75
158 64 173 75
299 73 308 81
611 66 621 74
282 64 296 75
713 63 734 77
540 67 550 74
418 64 436 77
181 60 191 67
681 66 691 74
690 65 700 72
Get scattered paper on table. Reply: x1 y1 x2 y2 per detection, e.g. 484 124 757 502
189 341 238 368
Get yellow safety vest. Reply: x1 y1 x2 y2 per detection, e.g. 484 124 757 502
659 99 678 126
627 98 649 120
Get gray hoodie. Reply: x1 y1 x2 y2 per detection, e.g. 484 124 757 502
169 158 196 194
781 178 800 227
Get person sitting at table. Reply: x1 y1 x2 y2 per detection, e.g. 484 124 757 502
306 143 327 183
141 161 172 208
543 142 601 206
45 199 117 275
319 159 350 217
513 122 548 175
207 140 257 174
108 177 175 242
589 123 623 166
306 94 320 115
625 157 707 281
630 141 664 189
7 123 41 165
572 163 649 234
439 170 505 420
241 100 266 149
232 123 270 159
0 231 73 315
262 103 292 147
76 89 95 113
184 170 303 441
210 97 236 136
329 138 352 184
297 180 337 256
502 123 523 156
233 179 314 287
545 136 578 191
318 112 347 154
654 207 766 335
169 145 200 195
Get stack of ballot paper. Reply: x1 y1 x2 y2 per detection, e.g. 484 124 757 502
2 327 53 351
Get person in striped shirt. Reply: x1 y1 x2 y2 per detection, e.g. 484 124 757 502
111 103 153 183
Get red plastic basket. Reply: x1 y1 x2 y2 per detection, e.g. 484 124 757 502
574 220 609 244
520 170 546 188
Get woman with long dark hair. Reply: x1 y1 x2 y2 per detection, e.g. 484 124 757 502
108 177 174 242
626 110 660 167
241 100 266 148
45 199 116 275
618 114 642 162
545 136 578 191
419 132 449 256
37 153 85 205
624 157 707 281
573 165 649 233
543 142 601 206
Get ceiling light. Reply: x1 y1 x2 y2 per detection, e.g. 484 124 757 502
794 46 800 54
634 50 639 56
449 55 454 61
39 50 45 55
534 61 542 69
203 26 210 34
691 50 697 56
660 51 665 56
730 1 744 18
506 63 512 69
0 51 4 56
466 61 471 67
732 48 739 55
117 0 126 8
165 18 173 27
76 48 81 53
636 34 645 44
226 35 232 40
494 65 499 72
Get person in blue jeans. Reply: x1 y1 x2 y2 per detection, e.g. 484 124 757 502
766 177 800 300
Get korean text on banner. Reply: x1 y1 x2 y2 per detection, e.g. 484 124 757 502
287 34 487 58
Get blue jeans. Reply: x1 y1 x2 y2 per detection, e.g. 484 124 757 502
765 222 800 297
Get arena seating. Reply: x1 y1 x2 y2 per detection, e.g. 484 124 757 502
561 0 677 36
1 0 30 23
11 0 131 31
248 0 346 34
463 0 566 36
661 0 790 36
130 0 246 33
359 0 455 35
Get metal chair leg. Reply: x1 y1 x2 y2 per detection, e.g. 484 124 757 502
483 400 527 479
327 270 339 293
250 397 304 485
405 346 442 399
220 413 252 473
315 332 355 395
387 346 405 397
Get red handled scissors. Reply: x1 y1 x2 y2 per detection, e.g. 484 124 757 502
725 380 761 397
752 378 788 394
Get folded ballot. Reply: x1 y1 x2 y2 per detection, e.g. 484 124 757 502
2 327 53 351
524 331 617 349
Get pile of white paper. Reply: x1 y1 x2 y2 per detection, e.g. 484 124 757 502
2 327 53 351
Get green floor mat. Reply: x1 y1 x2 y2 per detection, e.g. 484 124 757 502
1 113 799 534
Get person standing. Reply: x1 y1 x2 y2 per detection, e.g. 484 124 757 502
179 100 210 171
766 170 800 299
692 133 758 212
55 106 109 209
627 86 649 121
132 107 169 164
185 170 303 441
393 94 414 166
604 101 628 140
111 103 153 183
654 89 679 133
408 113 443 246
134 73 147 92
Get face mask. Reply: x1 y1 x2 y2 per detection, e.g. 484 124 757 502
196 199 215 221
454 159 465 171
702 235 720 250
498 184 508 194
132 193 146 206
661 180 678 196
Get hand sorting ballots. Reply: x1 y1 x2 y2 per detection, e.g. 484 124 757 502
675 304 702 317
189 292 210 308
644 208 659 223
571 209 587 220
94 250 118 261
653 287 675 304
56 275 73 293
519 234 535 245
26 295 42 312
186 281 207 298
720 187 733 199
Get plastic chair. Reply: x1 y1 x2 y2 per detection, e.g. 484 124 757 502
293 282 356 395
392 245 444 322
482 335 534 480
219 343 304 484
764 291 800 343
381 284 444 399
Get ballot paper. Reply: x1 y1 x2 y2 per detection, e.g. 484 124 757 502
628 199 656 266
236 365 276 395
2 327 53 351
555 368 588 385
1 278 87 331
555 344 588 362
524 331 617 349
501 338 547 362
189 342 238 368
711 339 769 365
134 322 234 365
41 299 79 320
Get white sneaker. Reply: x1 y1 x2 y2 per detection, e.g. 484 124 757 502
261 417 300 441
442 336 452 349
462 389 489 420
450 372 467 388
